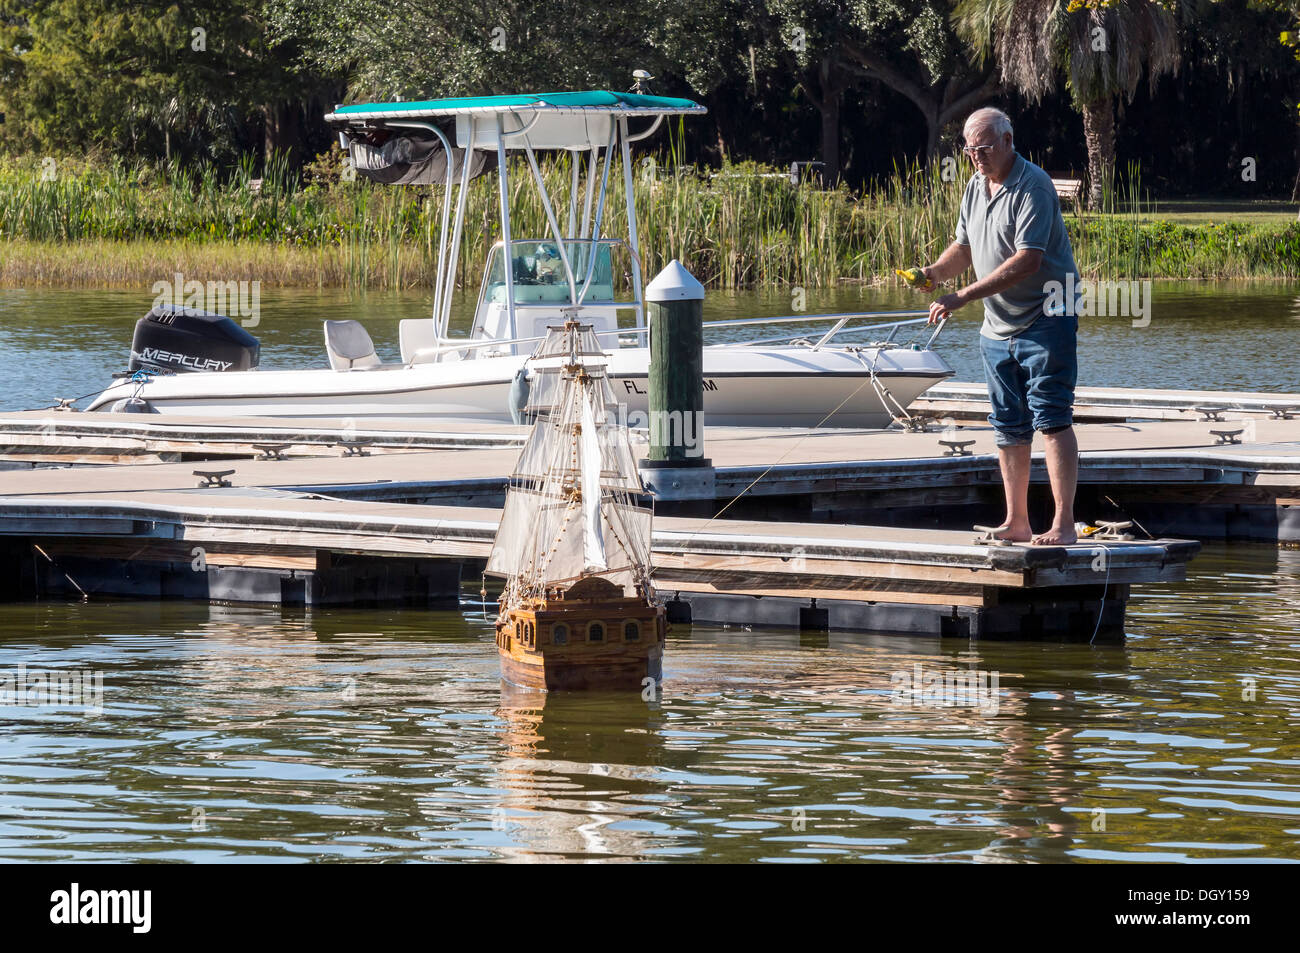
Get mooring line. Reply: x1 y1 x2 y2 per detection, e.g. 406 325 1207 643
1102 494 1155 539
1091 542 1113 645
25 372 148 413
652 368 881 567
32 544 88 602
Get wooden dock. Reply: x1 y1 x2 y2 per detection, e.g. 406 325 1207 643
16 382 1300 637
0 410 526 465
0 484 1195 640
3 397 1297 541
916 381 1300 423
0 387 1237 639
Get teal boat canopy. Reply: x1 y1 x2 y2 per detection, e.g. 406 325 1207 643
324 87 707 336
326 90 705 122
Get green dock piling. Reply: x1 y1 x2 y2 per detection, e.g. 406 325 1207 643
640 260 714 500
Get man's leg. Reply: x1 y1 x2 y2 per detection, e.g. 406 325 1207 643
1019 314 1079 545
979 332 1035 540
1034 425 1078 545
996 443 1033 541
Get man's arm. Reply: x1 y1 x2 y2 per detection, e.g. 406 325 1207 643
928 248 1043 324
923 241 972 285
955 248 1043 304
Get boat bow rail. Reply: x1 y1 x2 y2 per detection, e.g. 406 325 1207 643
403 311 947 366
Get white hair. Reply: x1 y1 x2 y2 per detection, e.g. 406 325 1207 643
964 107 1013 142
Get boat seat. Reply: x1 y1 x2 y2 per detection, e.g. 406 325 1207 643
399 318 465 364
399 319 436 364
324 320 382 370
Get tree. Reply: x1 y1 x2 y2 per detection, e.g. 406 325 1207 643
842 1 1002 157
267 0 768 167
1260 0 1300 200
759 2 860 182
0 1 334 164
954 0 1185 207
757 1 1001 181
266 0 678 100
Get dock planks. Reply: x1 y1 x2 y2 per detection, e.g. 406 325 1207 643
0 486 1194 638
10 384 1286 636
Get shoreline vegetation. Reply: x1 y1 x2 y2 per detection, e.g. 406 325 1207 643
1 153 1297 290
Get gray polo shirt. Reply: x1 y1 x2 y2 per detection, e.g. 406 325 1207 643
955 153 1079 340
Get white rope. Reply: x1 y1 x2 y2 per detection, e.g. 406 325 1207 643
652 364 883 567
853 346 915 428
1090 542 1112 644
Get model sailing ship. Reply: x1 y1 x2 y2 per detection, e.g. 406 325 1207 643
486 319 666 691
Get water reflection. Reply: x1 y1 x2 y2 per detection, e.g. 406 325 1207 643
0 542 1297 862
491 687 671 861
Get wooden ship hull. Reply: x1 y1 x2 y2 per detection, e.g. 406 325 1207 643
487 322 666 691
495 583 666 691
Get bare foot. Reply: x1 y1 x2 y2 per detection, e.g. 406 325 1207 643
1032 526 1078 545
989 522 1032 542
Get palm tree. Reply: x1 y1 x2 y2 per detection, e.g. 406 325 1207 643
953 0 1182 208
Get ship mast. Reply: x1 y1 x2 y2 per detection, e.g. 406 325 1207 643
486 320 653 606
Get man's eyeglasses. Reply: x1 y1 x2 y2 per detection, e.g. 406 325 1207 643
962 143 996 158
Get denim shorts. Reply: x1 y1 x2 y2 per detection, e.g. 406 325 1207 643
978 312 1078 447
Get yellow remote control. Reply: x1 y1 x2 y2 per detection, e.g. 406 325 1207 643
895 267 934 291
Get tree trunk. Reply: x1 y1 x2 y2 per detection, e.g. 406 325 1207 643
843 44 1000 164
817 57 841 185
798 56 846 185
820 93 841 185
924 108 942 158
1080 97 1116 211
1292 125 1300 204
1235 64 1247 156
263 102 302 166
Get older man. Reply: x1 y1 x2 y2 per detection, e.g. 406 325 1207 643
920 107 1080 545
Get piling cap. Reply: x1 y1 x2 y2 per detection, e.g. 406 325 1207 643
646 260 704 302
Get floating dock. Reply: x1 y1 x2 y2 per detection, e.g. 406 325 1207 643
0 411 525 465
5 385 1299 542
916 381 1300 423
0 484 1193 640
8 384 1281 639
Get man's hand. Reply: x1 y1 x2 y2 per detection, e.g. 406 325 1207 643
928 292 966 325
895 267 934 291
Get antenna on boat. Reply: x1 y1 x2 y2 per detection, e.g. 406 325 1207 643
631 70 654 94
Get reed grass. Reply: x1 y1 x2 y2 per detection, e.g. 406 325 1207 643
0 238 432 287
0 151 1294 289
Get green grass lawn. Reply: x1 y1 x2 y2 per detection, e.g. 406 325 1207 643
1093 198 1299 225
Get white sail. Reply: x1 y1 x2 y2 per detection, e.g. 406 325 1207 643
485 487 543 578
512 411 562 484
488 319 654 600
581 395 607 572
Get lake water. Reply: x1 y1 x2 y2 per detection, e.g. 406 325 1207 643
1 280 1298 410
1 281 1299 862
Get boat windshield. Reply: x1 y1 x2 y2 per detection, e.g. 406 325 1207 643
483 240 621 306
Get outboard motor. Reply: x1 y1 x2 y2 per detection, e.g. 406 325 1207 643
129 305 259 374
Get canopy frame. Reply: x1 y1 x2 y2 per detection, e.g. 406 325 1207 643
324 89 706 353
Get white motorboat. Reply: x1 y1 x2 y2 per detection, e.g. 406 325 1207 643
86 87 953 428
